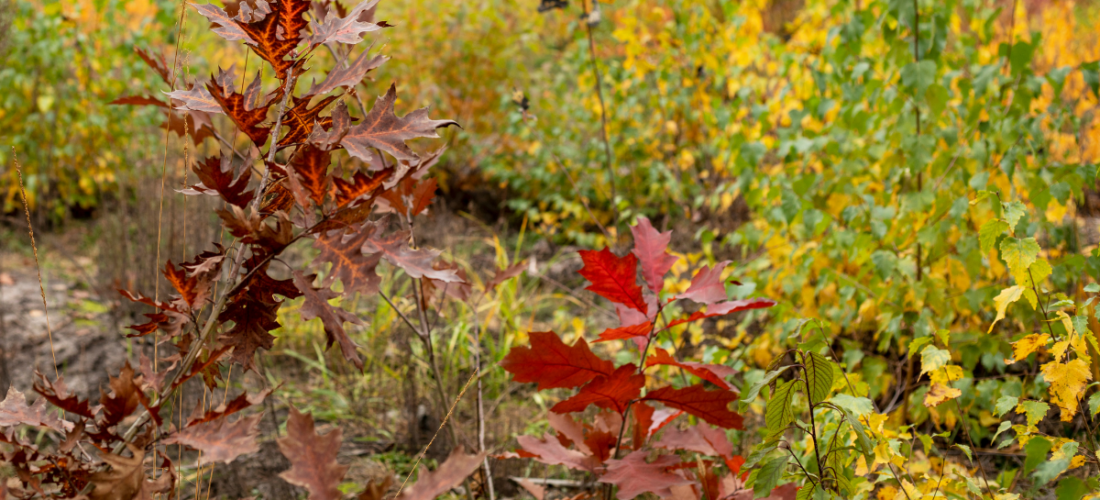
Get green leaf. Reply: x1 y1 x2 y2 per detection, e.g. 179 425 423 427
1023 436 1052 476
1085 283 1100 293
1010 41 1035 75
935 329 950 347
901 60 937 93
1089 391 1100 416
926 83 949 117
994 396 1019 417
765 380 797 435
747 455 789 499
1055 477 1087 500
842 409 873 457
1079 61 1099 98
804 351 835 404
830 393 874 416
908 337 933 358
795 483 816 500
1018 400 1050 427
740 366 791 409
1033 459 1070 487
979 220 1009 253
920 346 951 377
1000 237 1041 283
992 421 1013 442
955 444 973 463
871 250 897 278
1002 200 1027 232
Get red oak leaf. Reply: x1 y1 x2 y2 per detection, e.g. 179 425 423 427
595 321 652 343
630 216 678 293
632 401 655 449
516 434 600 472
642 384 744 430
652 424 733 458
676 261 731 305
341 84 458 164
665 298 777 330
500 331 615 390
645 348 734 390
599 451 692 500
578 247 647 314
277 407 350 500
547 412 591 455
551 365 644 415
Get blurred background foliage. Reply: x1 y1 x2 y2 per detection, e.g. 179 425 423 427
3 0 1100 492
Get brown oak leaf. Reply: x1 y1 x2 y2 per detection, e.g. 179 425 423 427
292 270 365 369
342 84 458 164
277 407 350 500
163 413 262 465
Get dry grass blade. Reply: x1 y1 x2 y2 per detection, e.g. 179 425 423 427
391 370 480 500
11 149 57 379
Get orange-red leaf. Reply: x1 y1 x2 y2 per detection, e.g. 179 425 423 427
314 224 383 295
185 155 255 207
642 385 743 430
578 247 647 314
277 407 350 500
664 299 776 330
289 143 333 206
279 95 340 148
551 365 644 414
596 321 652 343
236 0 311 79
207 71 272 146
501 331 615 390
645 348 734 390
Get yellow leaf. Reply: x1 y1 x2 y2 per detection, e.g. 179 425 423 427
855 454 871 475
1040 359 1093 421
1070 455 1086 469
1008 334 1051 363
930 365 964 385
989 286 1025 333
924 383 962 407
